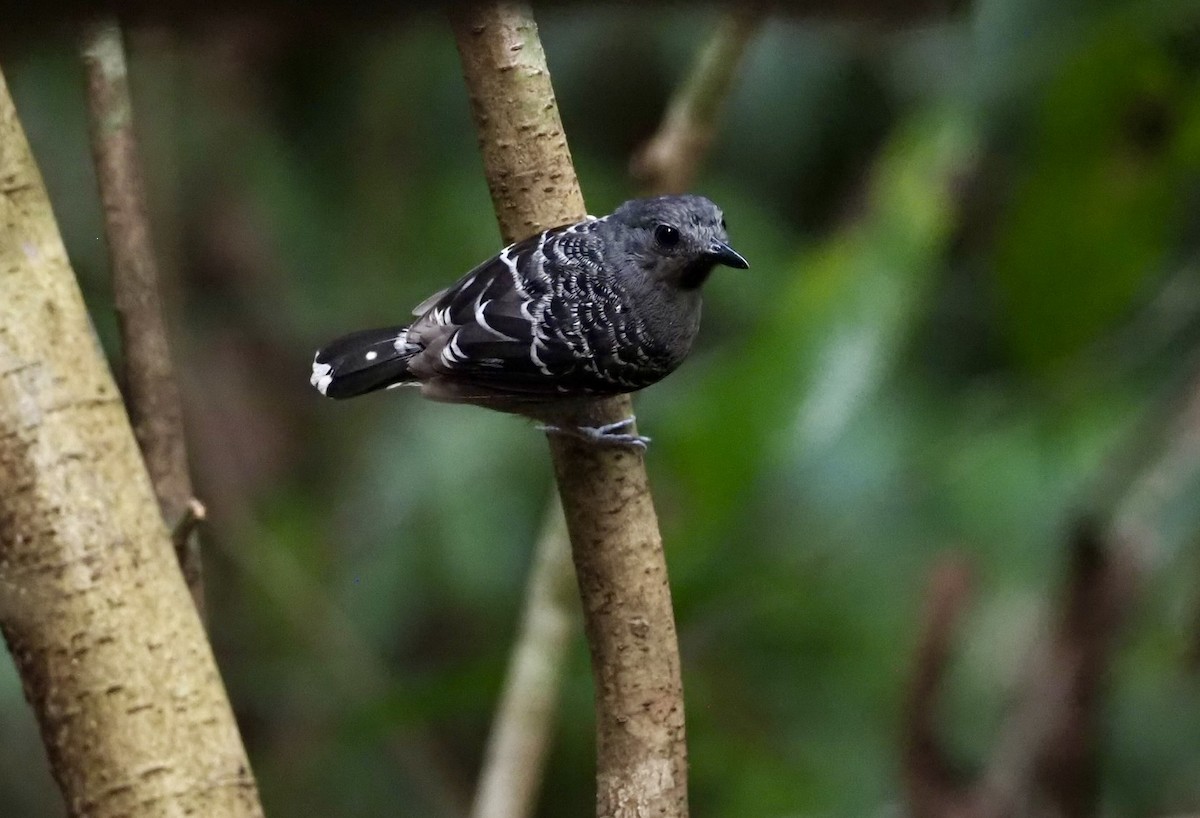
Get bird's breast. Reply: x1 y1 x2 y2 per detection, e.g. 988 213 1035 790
631 289 702 372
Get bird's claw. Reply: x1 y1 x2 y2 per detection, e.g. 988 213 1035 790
537 416 651 450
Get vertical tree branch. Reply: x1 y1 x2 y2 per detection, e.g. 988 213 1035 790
0 65 261 817
451 4 688 816
472 501 577 818
469 10 761 814
630 4 767 195
81 18 203 615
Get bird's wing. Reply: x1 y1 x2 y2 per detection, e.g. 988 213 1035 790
405 218 646 396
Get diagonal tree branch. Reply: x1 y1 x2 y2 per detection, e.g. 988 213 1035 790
451 4 688 815
631 3 767 195
81 17 204 616
0 63 262 818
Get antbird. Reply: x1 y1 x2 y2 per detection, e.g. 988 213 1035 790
310 194 748 447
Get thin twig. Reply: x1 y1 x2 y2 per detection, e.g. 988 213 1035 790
901 555 976 818
81 18 203 616
1034 524 1137 818
471 500 577 818
631 4 767 195
451 4 688 815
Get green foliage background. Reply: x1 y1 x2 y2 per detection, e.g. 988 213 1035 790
3 0 1200 814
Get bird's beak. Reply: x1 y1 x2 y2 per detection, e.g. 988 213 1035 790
708 241 750 270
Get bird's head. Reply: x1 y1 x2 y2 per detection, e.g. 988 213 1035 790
610 194 749 291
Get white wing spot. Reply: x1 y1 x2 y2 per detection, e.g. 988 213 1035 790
365 350 378 361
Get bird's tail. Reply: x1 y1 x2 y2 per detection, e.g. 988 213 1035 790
311 325 416 399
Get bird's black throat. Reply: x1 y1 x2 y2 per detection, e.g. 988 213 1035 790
679 257 719 291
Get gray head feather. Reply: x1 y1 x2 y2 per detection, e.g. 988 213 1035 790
605 194 748 291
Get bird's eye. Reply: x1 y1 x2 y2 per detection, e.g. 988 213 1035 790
720 217 728 231
654 224 681 248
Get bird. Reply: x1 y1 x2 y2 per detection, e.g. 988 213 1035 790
309 194 748 448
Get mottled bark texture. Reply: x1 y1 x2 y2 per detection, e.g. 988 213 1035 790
452 4 688 816
0 67 262 817
631 4 766 195
81 18 204 615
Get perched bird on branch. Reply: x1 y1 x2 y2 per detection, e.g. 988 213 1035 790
310 194 748 447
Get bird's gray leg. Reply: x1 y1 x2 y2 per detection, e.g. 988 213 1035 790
537 416 651 450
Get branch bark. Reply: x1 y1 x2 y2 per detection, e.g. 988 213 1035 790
451 4 688 815
81 18 204 616
0 65 262 817
469 9 761 813
631 4 767 195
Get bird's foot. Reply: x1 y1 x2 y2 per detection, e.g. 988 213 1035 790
537 416 650 450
